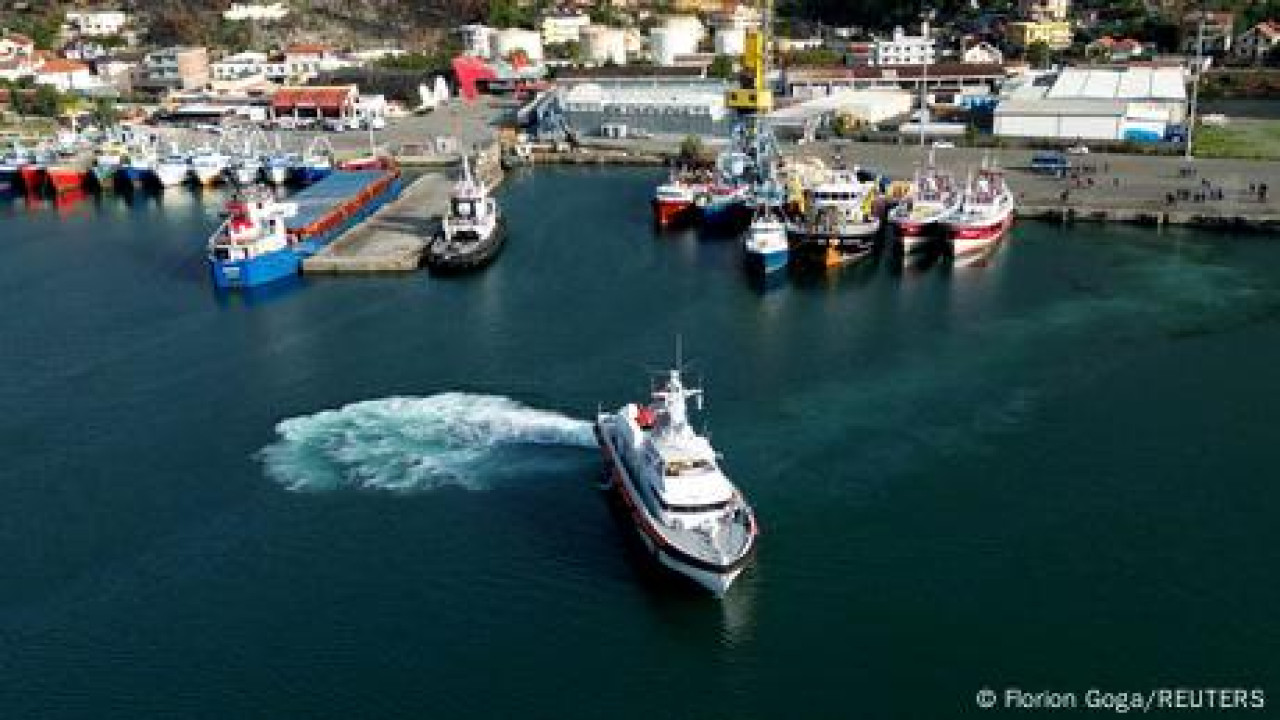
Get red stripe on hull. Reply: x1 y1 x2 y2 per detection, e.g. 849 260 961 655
653 199 693 227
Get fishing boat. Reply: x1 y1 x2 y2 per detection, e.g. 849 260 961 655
93 142 127 190
594 350 758 597
45 161 88 195
695 183 751 230
292 137 334 185
888 156 960 252
743 203 789 274
226 157 262 186
190 149 229 186
121 147 157 187
652 170 704 228
946 162 1015 258
207 187 301 289
425 156 504 272
155 154 191 187
0 151 31 190
18 156 45 193
262 153 294 185
787 168 882 267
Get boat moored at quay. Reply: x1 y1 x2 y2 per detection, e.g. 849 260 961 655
207 188 301 288
653 171 704 228
207 161 404 289
787 167 883 267
889 155 961 253
946 163 1015 258
425 156 505 273
595 357 757 597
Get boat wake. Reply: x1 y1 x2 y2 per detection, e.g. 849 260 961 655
258 393 595 493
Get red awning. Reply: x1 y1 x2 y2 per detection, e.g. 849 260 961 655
271 86 354 112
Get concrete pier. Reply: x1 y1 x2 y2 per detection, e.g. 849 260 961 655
302 174 447 274
302 143 506 275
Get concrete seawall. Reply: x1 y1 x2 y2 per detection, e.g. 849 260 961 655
1021 204 1280 233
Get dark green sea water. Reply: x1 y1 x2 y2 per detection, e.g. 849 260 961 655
1 169 1277 718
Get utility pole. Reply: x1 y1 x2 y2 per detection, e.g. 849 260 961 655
919 7 934 150
1185 11 1205 162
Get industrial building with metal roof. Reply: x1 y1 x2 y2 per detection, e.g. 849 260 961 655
994 66 1188 142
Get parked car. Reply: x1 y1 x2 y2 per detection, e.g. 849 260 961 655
1067 144 1090 155
931 140 955 149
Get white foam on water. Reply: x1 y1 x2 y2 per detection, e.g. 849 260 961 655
258 394 595 493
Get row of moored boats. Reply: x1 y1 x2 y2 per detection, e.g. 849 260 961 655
0 135 340 194
655 150 1016 273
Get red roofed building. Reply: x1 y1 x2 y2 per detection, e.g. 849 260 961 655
34 58 96 91
271 84 358 122
1235 20 1280 62
1087 36 1148 62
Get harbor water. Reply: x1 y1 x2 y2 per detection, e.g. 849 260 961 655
1 169 1277 718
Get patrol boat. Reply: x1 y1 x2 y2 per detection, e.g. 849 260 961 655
594 353 758 597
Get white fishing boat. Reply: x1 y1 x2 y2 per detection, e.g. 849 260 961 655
594 349 758 597
155 154 191 187
888 151 961 253
946 161 1015 258
743 204 789 274
190 148 229 186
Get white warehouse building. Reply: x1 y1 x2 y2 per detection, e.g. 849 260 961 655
995 66 1188 142
561 81 733 137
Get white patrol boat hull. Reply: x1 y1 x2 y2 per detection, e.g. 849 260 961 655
594 416 756 597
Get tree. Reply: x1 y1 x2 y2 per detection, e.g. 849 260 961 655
92 97 120 128
30 84 62 117
1026 40 1052 69
679 134 704 162
487 0 532 28
708 54 736 80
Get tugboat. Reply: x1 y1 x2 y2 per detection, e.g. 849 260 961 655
787 167 882 267
594 347 758 597
743 202 789 274
946 161 1015 259
888 151 960 253
207 187 300 289
425 155 504 272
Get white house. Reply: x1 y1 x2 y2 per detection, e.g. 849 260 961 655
34 58 97 91
0 32 37 81
211 51 271 81
223 3 290 22
962 41 1004 64
875 22 936 65
458 24 494 57
541 12 591 45
63 11 131 38
1235 21 1280 62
